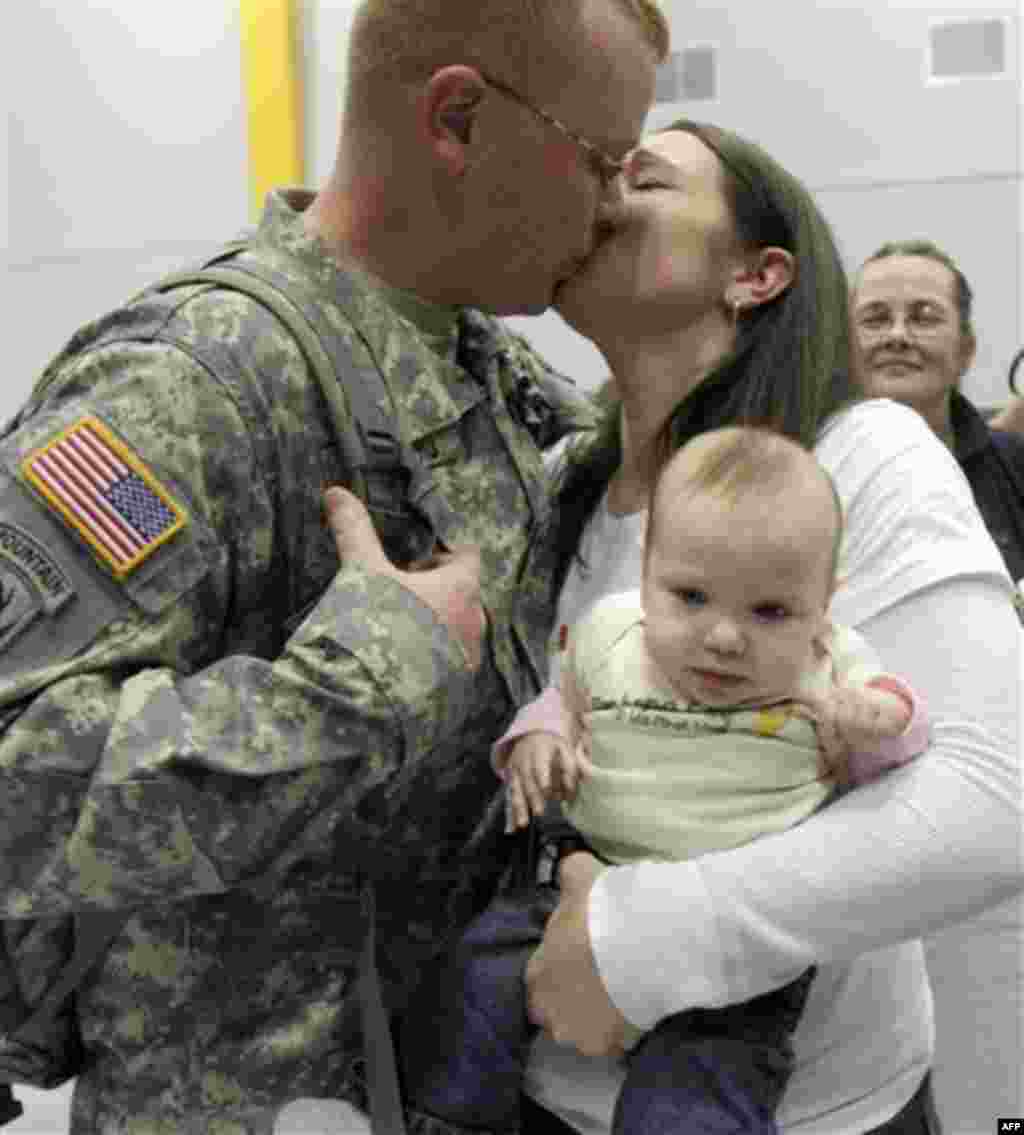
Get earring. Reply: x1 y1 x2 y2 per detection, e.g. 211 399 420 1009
730 298 745 326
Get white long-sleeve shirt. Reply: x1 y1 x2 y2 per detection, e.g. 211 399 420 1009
523 399 1021 1133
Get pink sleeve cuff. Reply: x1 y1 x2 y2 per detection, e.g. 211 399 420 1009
491 684 571 776
846 675 930 784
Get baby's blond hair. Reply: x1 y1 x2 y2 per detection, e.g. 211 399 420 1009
647 427 843 590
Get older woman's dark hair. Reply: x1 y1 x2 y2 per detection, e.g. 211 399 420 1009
547 118 860 596
858 239 975 342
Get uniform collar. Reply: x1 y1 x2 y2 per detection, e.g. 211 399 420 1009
255 188 461 363
252 189 485 440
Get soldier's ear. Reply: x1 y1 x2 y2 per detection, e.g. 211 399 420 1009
422 67 485 172
439 107 473 144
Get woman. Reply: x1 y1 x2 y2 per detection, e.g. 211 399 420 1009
851 239 1024 584
510 120 1019 1134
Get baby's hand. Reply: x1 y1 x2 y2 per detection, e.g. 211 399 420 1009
504 732 594 832
797 682 911 785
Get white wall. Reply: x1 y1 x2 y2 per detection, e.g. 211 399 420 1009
4 0 248 408
300 0 354 188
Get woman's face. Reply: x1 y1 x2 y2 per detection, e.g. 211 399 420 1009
554 129 742 335
852 255 974 414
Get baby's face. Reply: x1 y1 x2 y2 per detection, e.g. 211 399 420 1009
642 485 833 707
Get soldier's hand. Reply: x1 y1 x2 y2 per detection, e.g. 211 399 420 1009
324 486 487 669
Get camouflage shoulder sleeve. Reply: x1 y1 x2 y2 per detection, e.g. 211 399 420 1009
0 319 475 919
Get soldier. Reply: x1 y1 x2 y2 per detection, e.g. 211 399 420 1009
0 2 668 1131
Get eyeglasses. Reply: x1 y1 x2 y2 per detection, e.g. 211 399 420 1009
477 71 626 189
855 306 952 339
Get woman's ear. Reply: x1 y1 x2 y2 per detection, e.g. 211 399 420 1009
727 247 795 310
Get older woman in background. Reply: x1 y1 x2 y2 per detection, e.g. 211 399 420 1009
851 239 1024 584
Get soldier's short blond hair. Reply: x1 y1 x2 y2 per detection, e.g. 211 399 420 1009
647 427 843 590
346 0 669 115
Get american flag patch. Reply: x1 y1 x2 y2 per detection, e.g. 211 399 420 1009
22 416 187 577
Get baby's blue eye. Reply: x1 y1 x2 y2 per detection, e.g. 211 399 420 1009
677 588 706 607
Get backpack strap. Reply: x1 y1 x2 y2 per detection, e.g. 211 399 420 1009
0 913 128 1126
146 247 444 619
149 249 420 523
357 884 408 1135
148 259 384 510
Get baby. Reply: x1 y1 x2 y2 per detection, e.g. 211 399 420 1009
400 427 928 1135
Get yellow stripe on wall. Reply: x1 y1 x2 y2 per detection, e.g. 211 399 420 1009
240 0 305 218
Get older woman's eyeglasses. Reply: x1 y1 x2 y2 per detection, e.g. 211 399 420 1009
855 303 953 339
477 72 626 189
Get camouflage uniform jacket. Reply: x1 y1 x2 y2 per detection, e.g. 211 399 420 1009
0 189 594 1134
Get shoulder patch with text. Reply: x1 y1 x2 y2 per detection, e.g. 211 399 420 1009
21 416 188 578
0 522 75 651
